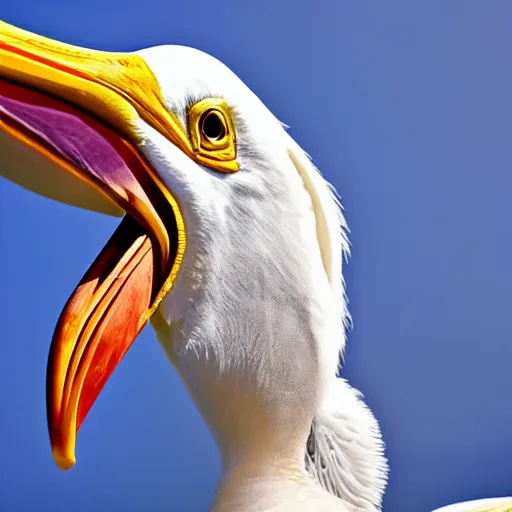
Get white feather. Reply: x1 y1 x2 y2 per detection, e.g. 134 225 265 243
134 45 387 510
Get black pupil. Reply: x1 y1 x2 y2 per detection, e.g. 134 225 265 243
202 111 225 140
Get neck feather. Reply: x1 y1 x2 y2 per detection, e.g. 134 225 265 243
153 288 327 472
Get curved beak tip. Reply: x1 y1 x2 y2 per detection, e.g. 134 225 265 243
52 447 76 471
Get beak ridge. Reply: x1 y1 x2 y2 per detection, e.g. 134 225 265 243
0 20 192 153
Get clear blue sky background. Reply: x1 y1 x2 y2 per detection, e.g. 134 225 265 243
1 2 511 511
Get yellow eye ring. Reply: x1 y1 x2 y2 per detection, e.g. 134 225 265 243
188 99 238 172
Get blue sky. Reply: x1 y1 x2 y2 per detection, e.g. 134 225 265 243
1 2 511 511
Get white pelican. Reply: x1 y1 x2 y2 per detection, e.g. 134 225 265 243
0 21 509 512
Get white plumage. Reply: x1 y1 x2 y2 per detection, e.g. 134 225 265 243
0 28 389 510
136 46 388 510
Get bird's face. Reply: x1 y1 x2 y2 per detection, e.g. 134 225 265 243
0 21 344 471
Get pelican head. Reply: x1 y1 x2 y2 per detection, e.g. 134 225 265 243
0 21 387 511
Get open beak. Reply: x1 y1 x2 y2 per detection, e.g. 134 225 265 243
0 21 186 470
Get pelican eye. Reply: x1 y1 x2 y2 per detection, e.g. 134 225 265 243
201 110 226 141
188 98 238 173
